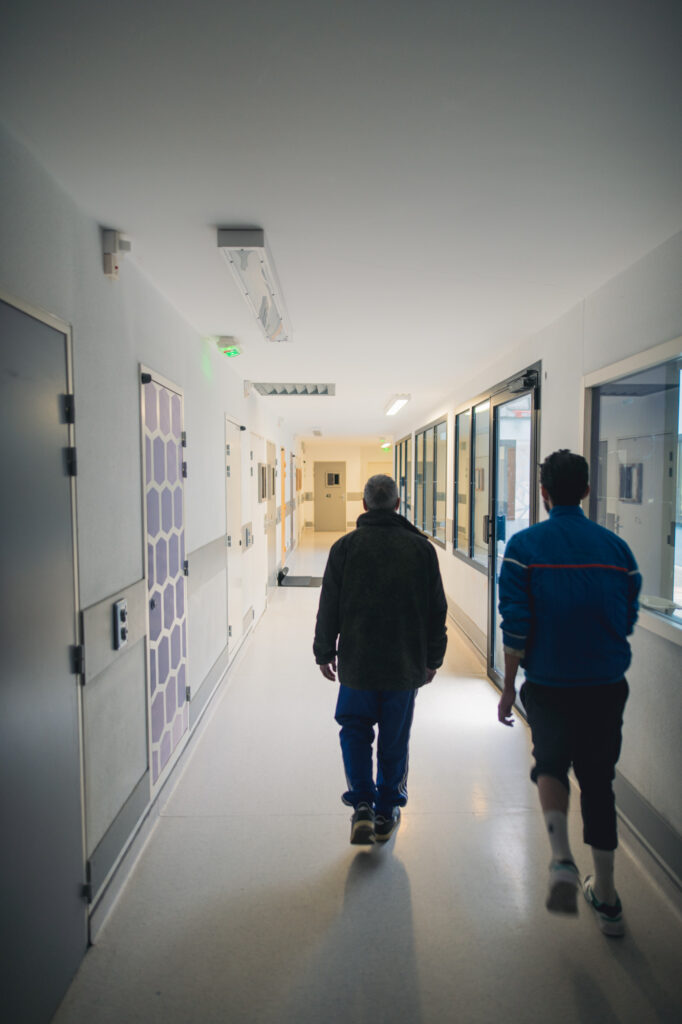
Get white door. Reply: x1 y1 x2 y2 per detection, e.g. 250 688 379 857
226 419 243 652
314 461 347 531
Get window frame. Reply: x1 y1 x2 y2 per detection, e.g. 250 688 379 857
413 416 448 547
584 334 682 645
395 434 412 520
453 363 541 572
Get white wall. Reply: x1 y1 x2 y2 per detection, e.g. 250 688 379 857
1 124 297 866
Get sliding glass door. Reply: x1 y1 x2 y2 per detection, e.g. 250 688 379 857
489 390 536 678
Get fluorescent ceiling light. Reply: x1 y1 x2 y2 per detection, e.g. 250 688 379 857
217 228 291 343
380 441 391 449
252 383 335 396
385 394 410 416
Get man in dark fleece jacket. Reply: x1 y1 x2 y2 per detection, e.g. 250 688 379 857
314 474 447 845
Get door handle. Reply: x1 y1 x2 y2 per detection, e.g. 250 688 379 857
482 514 491 543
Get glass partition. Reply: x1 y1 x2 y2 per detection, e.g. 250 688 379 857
414 432 424 529
414 419 447 541
455 410 471 552
589 355 682 622
472 401 490 566
435 420 447 543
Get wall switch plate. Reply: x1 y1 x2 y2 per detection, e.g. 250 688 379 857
113 598 128 650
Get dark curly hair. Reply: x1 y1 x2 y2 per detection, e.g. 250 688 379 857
540 450 589 506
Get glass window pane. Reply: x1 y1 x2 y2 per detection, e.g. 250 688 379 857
590 356 682 622
425 428 435 536
414 432 424 530
456 411 471 552
435 420 447 543
406 436 412 519
473 401 490 566
493 394 532 673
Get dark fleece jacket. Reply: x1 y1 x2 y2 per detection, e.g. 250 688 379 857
313 510 448 691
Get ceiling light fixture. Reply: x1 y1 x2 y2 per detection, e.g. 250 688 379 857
384 394 410 416
380 440 391 450
252 383 335 397
217 228 291 343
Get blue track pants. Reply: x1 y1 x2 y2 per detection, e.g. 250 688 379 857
334 685 417 816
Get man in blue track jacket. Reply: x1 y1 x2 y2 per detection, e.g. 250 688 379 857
314 474 448 846
497 450 640 936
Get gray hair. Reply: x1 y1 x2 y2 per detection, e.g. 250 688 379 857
364 474 399 511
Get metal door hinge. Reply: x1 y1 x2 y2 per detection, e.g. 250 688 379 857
226 465 231 477
71 644 85 678
185 686 191 702
228 625 232 637
183 560 189 576
181 431 187 448
66 447 78 476
62 394 76 424
182 462 188 478
81 882 93 903
227 535 232 547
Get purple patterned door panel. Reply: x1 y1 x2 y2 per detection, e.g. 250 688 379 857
142 374 188 785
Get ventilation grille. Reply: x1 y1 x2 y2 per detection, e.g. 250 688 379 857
252 383 336 397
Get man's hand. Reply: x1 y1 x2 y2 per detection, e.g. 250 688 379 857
425 667 437 683
497 685 516 726
319 659 337 681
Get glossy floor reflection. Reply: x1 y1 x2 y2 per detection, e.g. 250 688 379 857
54 531 682 1023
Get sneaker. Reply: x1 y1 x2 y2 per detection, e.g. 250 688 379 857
583 875 624 937
546 859 580 914
374 807 401 843
350 803 375 845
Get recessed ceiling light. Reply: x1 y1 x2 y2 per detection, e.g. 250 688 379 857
385 394 410 416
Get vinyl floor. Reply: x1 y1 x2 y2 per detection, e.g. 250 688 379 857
53 531 682 1024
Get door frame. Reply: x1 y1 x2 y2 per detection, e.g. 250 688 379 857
139 364 189 790
486 372 541 686
1 288 89 1019
1 287 87 870
313 461 347 531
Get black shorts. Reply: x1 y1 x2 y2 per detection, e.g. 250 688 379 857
520 679 629 791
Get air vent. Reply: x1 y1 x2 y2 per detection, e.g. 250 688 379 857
252 383 336 397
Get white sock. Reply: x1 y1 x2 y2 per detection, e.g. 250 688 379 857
544 810 573 863
591 848 617 904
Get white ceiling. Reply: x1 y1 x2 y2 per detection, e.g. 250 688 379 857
2 1 681 439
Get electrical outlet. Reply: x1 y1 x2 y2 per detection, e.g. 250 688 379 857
113 598 128 650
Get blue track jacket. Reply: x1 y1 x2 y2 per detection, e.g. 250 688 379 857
498 506 641 686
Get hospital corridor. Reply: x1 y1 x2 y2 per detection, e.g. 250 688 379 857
2 2 682 1022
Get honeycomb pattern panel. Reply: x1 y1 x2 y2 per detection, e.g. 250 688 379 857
143 378 188 786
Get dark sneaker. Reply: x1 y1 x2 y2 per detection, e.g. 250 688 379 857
374 808 401 843
350 803 375 845
546 859 580 914
583 875 624 937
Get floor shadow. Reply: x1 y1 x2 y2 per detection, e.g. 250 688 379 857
267 844 422 1024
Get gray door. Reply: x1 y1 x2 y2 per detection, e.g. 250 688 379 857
0 298 87 1022
314 462 346 531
